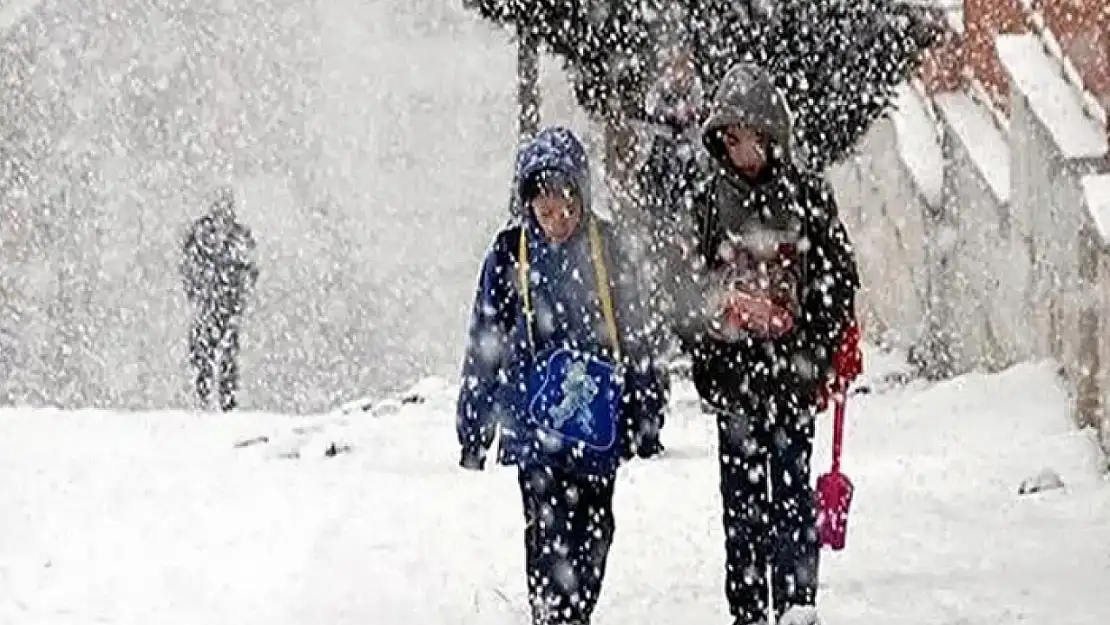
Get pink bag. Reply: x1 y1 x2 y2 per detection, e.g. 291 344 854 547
816 393 854 551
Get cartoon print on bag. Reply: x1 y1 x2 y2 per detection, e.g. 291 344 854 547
549 359 599 435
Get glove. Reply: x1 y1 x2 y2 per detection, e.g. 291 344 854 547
635 435 665 459
834 319 863 384
815 319 863 413
631 413 665 460
719 290 795 339
459 446 487 471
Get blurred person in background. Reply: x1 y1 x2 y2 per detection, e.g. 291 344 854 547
181 186 259 412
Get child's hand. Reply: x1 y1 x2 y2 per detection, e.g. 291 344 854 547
720 290 795 339
459 448 486 471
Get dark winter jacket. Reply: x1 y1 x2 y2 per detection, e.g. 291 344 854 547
639 62 706 222
639 132 704 225
456 127 665 471
181 193 259 315
670 62 860 412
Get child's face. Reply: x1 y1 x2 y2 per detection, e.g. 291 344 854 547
532 193 582 243
722 125 767 176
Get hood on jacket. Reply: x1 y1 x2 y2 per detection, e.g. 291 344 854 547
515 126 594 228
701 62 798 177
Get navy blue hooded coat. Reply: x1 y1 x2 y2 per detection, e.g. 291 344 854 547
456 127 665 473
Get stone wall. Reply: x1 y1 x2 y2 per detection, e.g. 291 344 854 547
839 32 1109 457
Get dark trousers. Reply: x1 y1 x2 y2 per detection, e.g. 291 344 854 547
518 465 617 625
716 399 819 625
189 309 241 411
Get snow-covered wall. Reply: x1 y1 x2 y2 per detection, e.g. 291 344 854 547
839 32 1109 452
1004 33 1107 371
828 88 931 350
934 91 1030 372
1084 174 1110 453
0 0 524 412
1000 34 1108 449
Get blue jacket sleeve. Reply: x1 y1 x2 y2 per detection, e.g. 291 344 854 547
456 232 519 461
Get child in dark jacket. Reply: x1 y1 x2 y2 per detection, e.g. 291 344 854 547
667 63 861 625
456 126 665 625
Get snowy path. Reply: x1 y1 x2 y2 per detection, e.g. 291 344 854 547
1 350 1108 625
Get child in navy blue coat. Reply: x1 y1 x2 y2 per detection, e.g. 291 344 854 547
456 126 665 625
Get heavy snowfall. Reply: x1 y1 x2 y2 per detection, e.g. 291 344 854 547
1 0 1109 624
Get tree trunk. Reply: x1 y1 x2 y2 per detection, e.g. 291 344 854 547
517 30 540 143
603 116 639 220
507 29 541 219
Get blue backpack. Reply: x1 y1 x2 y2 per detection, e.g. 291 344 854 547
517 220 626 475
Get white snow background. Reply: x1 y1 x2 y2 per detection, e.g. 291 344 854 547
3 0 1110 623
2 346 1109 625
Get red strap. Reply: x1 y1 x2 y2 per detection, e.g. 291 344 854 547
828 319 857 473
831 392 846 474
834 319 863 384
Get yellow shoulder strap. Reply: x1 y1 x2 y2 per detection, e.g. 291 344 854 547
518 228 535 354
588 220 622 361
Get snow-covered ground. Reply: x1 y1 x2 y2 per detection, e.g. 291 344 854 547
2 348 1108 625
